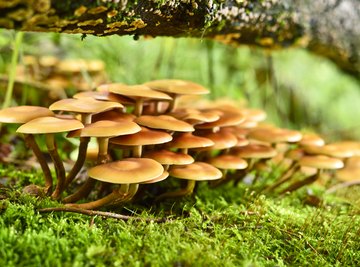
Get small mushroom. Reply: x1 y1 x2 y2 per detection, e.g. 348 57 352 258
155 162 222 201
280 155 344 194
66 158 164 209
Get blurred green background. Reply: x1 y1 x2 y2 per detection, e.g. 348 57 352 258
0 30 359 140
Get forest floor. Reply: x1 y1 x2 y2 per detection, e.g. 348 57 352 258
0 163 359 267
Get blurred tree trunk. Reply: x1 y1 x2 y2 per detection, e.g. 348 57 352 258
0 0 359 77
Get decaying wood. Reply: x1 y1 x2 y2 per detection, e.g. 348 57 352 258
0 1 359 77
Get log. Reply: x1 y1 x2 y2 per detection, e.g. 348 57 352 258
0 0 359 77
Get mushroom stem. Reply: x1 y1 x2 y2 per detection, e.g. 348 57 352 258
63 178 97 203
263 163 300 193
326 180 360 194
81 114 92 125
209 169 228 187
155 179 196 202
134 99 144 117
46 133 66 200
23 134 53 195
166 95 179 113
132 145 143 158
64 136 90 188
280 169 322 194
64 137 110 203
65 188 125 210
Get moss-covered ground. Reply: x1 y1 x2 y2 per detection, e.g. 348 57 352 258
0 164 359 266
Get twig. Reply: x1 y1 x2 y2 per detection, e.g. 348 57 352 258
38 207 171 223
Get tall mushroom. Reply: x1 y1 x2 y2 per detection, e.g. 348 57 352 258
16 116 84 199
49 97 124 188
0 106 54 194
63 120 141 203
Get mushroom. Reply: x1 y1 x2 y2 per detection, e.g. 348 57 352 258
16 116 84 199
0 106 54 194
66 158 164 209
207 154 248 187
135 115 194 133
280 155 344 194
99 83 172 116
49 97 124 188
110 127 173 158
63 120 141 203
155 162 222 201
144 79 209 112
143 149 194 171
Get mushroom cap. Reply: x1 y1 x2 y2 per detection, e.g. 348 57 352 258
110 127 172 146
195 109 245 129
248 127 302 143
101 84 172 101
88 158 164 184
303 144 354 158
299 155 344 169
144 79 209 95
0 106 54 124
49 98 123 114
299 133 325 147
196 131 238 150
170 108 220 125
231 144 277 159
336 168 360 182
169 162 222 181
240 108 267 122
73 91 134 105
135 115 194 132
67 120 141 138
143 149 194 165
140 171 169 184
167 132 214 149
92 110 136 122
285 148 305 161
207 155 248 170
16 116 84 134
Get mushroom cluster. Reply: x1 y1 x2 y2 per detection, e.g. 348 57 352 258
0 79 359 210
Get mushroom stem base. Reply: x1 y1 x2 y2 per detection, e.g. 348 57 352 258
155 179 196 202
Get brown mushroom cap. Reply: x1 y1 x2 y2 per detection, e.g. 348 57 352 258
135 115 194 132
196 130 238 150
67 120 141 138
92 110 136 122
231 144 277 159
73 91 134 105
303 144 354 158
144 79 209 95
299 155 344 169
140 171 169 184
170 108 220 125
143 149 194 165
110 127 172 146
88 158 164 184
299 133 325 147
285 148 305 161
0 106 54 124
248 127 302 143
336 168 360 182
207 155 248 170
16 116 84 134
101 84 172 101
195 109 245 129
167 132 214 149
49 98 123 115
169 162 222 181
240 108 267 122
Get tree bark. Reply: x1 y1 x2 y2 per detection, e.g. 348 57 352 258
0 0 359 77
